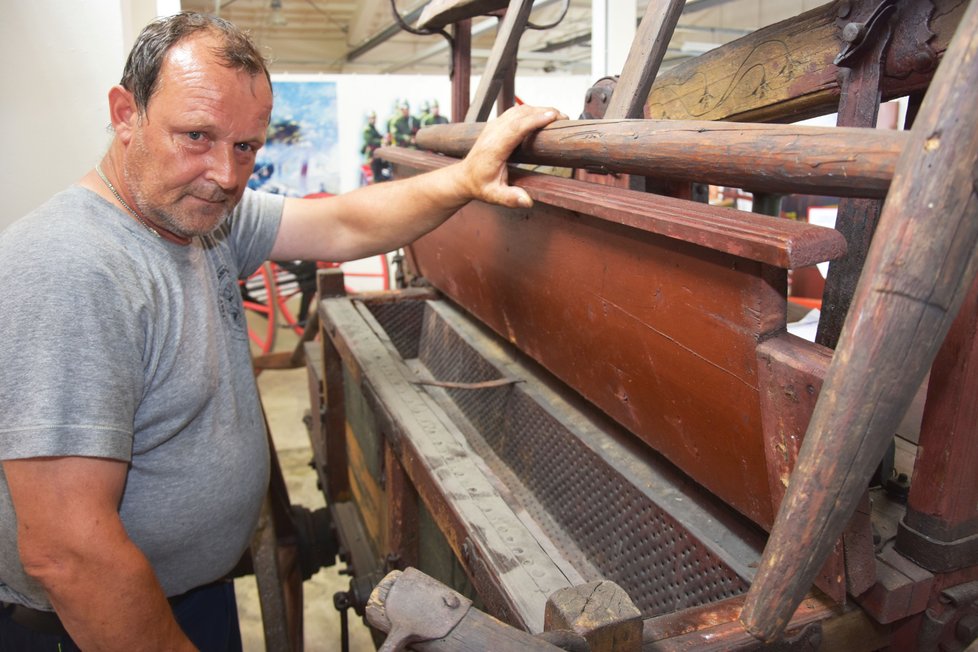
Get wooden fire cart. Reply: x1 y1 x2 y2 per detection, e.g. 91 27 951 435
261 0 978 650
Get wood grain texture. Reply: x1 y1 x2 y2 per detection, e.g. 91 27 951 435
740 1 978 639
418 0 508 30
643 0 967 123
414 119 905 198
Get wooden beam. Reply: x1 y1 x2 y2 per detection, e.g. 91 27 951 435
739 1 978 640
644 0 966 123
604 0 686 119
465 0 534 122
418 0 509 31
414 118 905 198
380 147 846 270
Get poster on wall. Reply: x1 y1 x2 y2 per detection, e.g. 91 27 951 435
249 80 340 197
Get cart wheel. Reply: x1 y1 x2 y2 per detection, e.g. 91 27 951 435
240 262 278 355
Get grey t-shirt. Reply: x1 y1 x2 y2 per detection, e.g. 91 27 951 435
0 186 285 609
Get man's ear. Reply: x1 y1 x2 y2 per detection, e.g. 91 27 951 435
108 85 139 143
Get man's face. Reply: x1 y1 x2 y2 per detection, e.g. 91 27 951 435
123 34 272 238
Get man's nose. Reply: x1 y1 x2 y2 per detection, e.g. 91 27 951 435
206 145 237 190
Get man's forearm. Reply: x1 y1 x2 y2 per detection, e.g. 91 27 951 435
36 538 194 651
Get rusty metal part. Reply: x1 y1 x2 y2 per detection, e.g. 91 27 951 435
918 580 978 650
834 0 896 66
816 0 894 349
370 568 473 651
580 77 617 119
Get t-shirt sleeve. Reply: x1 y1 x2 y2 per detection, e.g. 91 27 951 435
227 189 285 279
0 232 142 462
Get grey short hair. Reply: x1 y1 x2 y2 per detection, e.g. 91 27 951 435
120 11 271 115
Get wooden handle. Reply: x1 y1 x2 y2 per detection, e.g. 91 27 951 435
415 119 904 198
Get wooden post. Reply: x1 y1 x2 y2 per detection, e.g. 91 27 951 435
898 274 978 571
544 581 642 652
464 0 533 122
451 19 471 123
603 0 685 119
317 268 351 503
740 4 978 640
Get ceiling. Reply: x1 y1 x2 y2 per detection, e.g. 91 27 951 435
179 0 823 77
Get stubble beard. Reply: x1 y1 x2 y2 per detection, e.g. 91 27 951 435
124 139 236 238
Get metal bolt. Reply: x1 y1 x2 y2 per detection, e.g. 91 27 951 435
837 1 852 18
442 594 461 609
913 50 937 73
842 22 867 44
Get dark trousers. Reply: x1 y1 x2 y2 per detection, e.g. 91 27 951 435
0 580 243 652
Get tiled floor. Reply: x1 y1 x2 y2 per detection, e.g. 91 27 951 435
236 334 376 650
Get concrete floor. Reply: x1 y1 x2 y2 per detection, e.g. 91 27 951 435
236 326 376 651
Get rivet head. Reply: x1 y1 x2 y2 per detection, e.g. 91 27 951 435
442 594 461 609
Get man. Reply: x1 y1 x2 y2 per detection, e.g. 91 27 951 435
420 100 449 127
389 99 419 147
0 11 562 652
360 110 388 183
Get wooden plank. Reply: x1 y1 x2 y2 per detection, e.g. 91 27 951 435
418 0 508 31
755 333 845 603
321 297 574 632
317 269 351 503
385 439 421 570
740 2 978 639
604 0 686 120
413 119 905 198
382 147 846 269
393 162 788 527
643 0 966 123
641 593 888 651
465 0 534 122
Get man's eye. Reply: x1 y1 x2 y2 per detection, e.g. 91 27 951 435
236 143 256 153
188 131 203 141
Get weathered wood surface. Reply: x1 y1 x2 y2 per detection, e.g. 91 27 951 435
317 268 351 503
385 440 420 570
417 0 508 31
414 119 905 198
545 581 642 652
644 0 967 123
603 0 686 120
381 147 846 270
740 2 978 640
321 296 574 632
898 274 978 570
642 593 888 651
465 0 534 122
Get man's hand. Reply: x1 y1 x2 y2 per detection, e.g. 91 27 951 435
457 105 566 209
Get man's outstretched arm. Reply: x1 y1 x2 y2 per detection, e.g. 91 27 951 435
270 104 564 263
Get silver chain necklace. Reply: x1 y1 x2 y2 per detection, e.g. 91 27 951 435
95 163 162 239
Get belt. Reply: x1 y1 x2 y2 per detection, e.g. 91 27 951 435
2 589 197 637
2 602 68 637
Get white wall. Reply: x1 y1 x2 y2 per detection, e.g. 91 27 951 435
1 2 123 228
